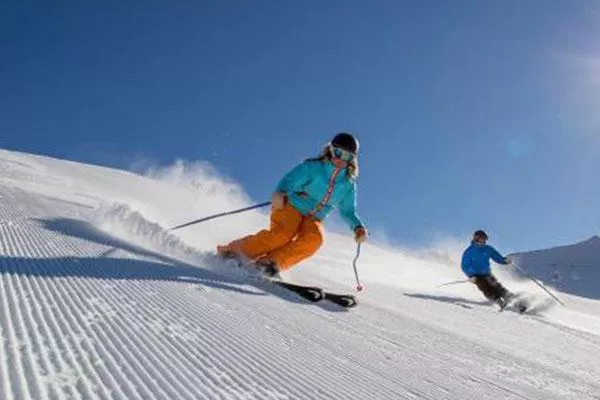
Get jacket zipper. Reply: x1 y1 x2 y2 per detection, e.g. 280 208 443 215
308 166 341 218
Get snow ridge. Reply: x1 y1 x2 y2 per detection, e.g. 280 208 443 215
92 202 206 264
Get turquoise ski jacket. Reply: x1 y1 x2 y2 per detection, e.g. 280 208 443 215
275 160 363 231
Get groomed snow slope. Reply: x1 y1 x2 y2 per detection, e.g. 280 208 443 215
1 149 600 400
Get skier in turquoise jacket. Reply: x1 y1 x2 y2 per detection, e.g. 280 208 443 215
217 133 367 276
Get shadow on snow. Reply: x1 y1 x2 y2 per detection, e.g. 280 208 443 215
403 292 491 310
0 217 348 312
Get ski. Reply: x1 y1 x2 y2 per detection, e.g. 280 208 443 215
271 280 358 308
270 280 325 302
324 292 358 308
499 303 528 314
214 252 358 308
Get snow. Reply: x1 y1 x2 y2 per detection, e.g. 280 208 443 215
1 148 600 399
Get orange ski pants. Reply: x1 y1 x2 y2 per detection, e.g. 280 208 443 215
223 203 324 270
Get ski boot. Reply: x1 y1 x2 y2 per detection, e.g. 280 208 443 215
253 258 281 279
216 246 245 266
496 296 508 311
501 292 528 313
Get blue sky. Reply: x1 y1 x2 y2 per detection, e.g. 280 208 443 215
1 0 599 252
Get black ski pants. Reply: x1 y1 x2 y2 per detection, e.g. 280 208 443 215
471 274 509 301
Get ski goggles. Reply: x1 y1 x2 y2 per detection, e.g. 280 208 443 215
330 145 356 162
474 237 487 245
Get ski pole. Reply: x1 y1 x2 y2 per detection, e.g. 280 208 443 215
436 279 471 288
353 243 363 291
513 265 565 307
169 201 271 231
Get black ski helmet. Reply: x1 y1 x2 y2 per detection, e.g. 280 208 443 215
331 132 359 155
473 230 489 241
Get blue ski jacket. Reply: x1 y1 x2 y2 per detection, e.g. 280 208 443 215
461 243 508 277
275 159 363 231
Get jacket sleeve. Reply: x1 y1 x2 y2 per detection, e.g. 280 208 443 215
461 248 471 271
275 161 313 193
488 246 507 264
339 182 363 231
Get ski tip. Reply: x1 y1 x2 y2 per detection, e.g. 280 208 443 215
346 298 359 308
324 293 358 308
307 288 325 302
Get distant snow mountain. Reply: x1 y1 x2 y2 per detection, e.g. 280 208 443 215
512 235 600 299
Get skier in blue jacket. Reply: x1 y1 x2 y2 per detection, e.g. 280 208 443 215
461 230 515 308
